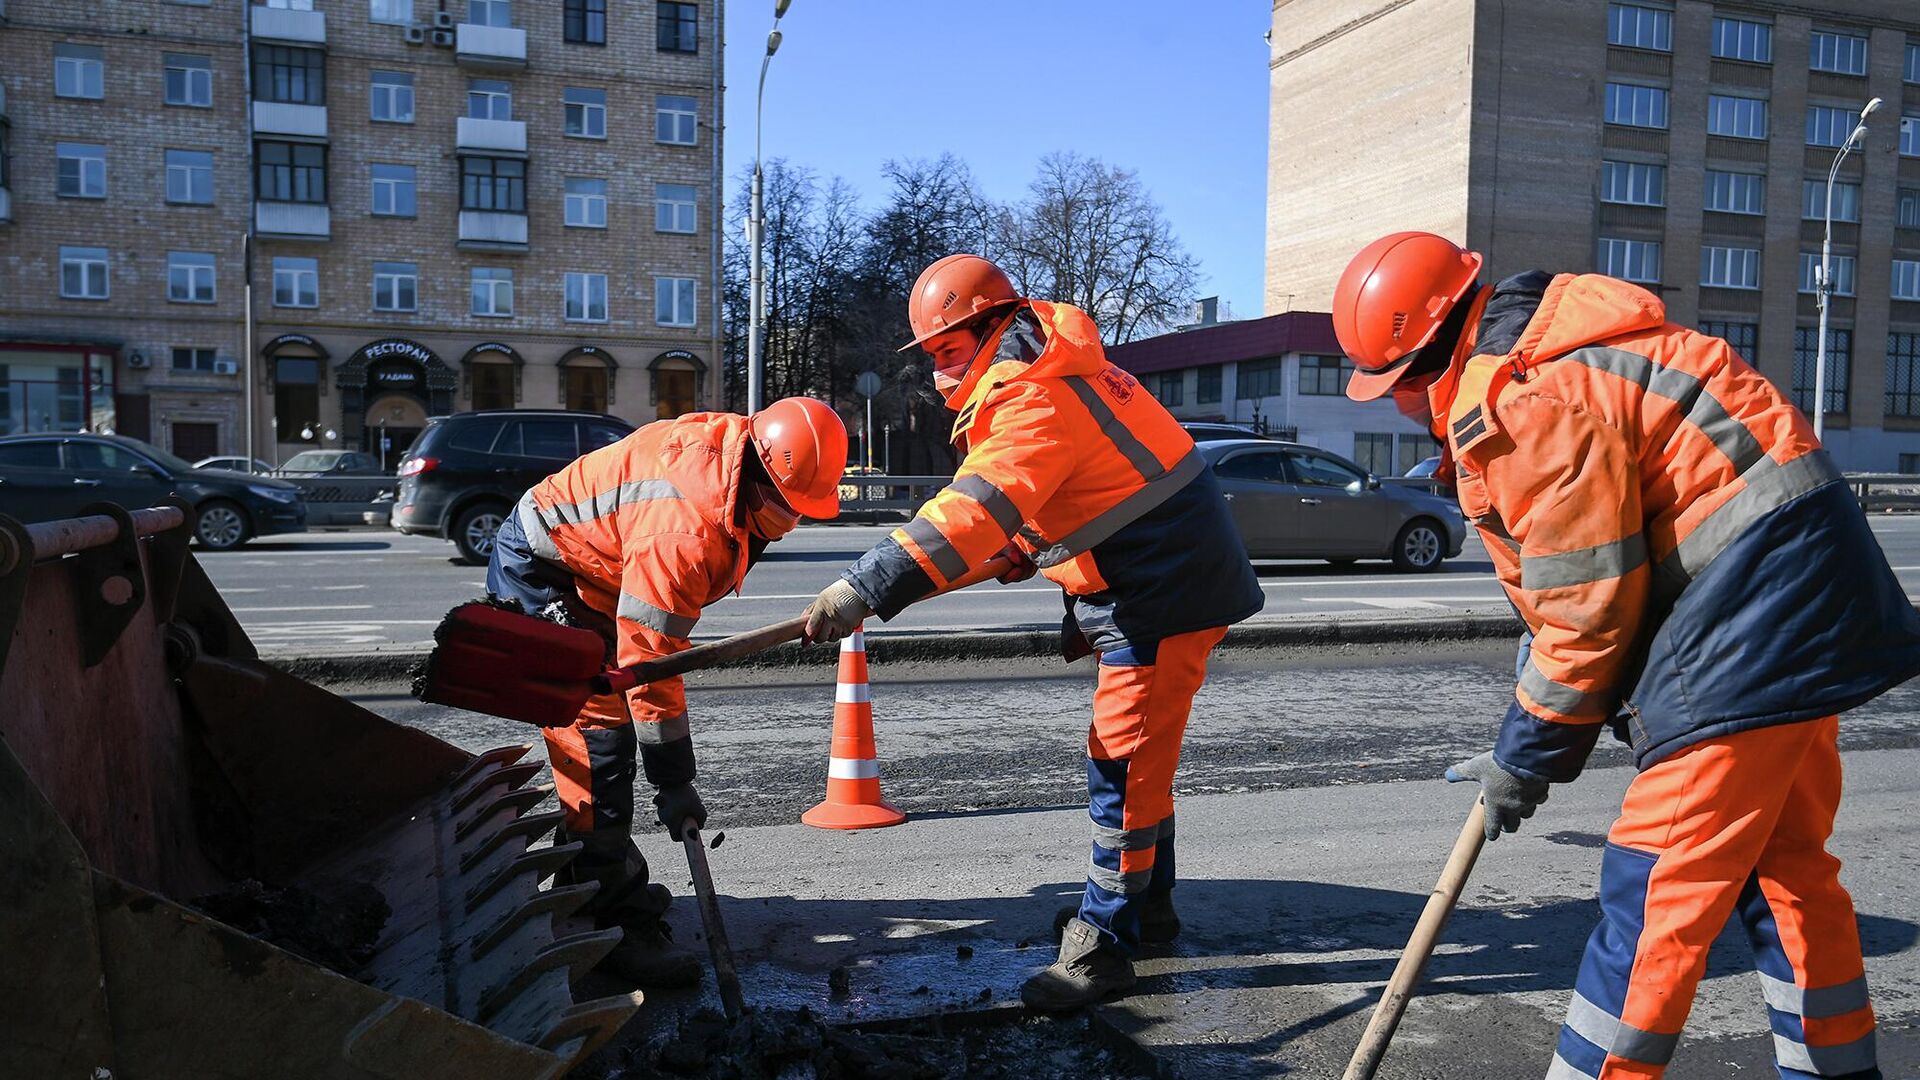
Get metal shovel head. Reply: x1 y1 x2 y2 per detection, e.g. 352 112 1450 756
416 600 608 727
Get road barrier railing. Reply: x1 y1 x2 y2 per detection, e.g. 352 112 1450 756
1848 473 1920 512
282 475 399 527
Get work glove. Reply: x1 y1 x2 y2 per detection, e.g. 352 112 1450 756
995 541 1038 584
1444 751 1550 842
803 579 870 644
653 782 707 842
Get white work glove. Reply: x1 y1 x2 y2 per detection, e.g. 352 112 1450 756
1445 751 1550 842
803 579 870 644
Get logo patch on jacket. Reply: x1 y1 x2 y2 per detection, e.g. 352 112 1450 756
1098 368 1137 405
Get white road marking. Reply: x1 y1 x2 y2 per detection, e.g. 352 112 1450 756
317 584 368 591
229 604 376 613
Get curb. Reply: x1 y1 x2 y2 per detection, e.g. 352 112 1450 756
266 611 1525 685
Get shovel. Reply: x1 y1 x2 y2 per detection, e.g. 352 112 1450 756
417 555 1017 727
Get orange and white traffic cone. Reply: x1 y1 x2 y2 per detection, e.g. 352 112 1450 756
801 625 906 830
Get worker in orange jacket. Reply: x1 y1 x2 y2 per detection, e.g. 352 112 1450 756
487 398 847 987
802 255 1265 1010
1335 231 1920 1080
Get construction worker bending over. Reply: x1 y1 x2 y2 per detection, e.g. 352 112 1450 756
801 255 1264 1010
488 399 847 988
1335 231 1920 1080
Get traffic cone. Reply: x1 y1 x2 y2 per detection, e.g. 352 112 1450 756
801 626 907 830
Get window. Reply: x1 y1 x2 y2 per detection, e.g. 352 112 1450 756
1809 30 1868 76
655 183 696 232
171 347 216 373
370 71 414 122
371 163 417 216
1803 179 1860 223
565 0 605 44
1909 43 1920 84
462 157 525 212
371 0 413 24
60 247 110 300
1299 355 1352 396
1605 83 1668 128
564 87 607 138
565 273 608 322
256 141 326 202
566 177 608 227
1197 364 1222 405
1288 452 1366 490
0 442 61 467
273 256 318 307
251 44 324 105
167 251 216 303
468 0 511 27
656 94 697 144
656 277 696 327
470 365 515 410
563 365 610 413
1893 260 1920 302
1353 433 1395 476
1600 160 1664 206
467 79 512 120
275 358 319 441
1792 327 1850 414
1707 95 1768 140
658 2 697 52
651 373 694 420
1700 246 1760 290
1712 16 1771 63
164 53 212 107
1889 333 1920 417
1214 450 1286 483
1237 356 1285 399
373 261 418 312
471 267 514 317
165 149 214 204
1799 252 1856 296
1704 170 1764 215
1807 106 1854 148
55 45 104 99
1700 321 1757 361
1903 116 1920 158
261 0 315 9
1397 434 1437 477
1599 237 1661 283
506 420 579 460
1902 189 1920 229
56 143 107 199
1151 371 1183 406
1607 5 1670 51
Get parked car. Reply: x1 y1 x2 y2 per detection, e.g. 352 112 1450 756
1199 439 1465 571
392 410 635 564
0 433 306 549
194 455 277 476
1181 422 1271 443
1405 455 1444 479
276 450 388 477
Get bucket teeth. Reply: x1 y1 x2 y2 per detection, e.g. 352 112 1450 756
447 744 532 792
537 991 647 1066
470 882 601 961
451 761 543 814
459 808 565 875
454 784 555 843
476 929 624 1024
465 841 582 915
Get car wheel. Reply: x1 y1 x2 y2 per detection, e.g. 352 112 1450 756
1391 518 1446 573
194 500 251 551
453 502 507 566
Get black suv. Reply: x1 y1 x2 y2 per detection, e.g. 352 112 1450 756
393 410 634 564
0 433 307 549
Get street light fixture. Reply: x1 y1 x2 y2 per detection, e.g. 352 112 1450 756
747 1 792 415
1813 95 1881 443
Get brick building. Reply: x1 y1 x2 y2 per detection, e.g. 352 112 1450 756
0 0 723 466
1268 0 1920 471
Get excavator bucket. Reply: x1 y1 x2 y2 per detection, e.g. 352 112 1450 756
0 504 641 1078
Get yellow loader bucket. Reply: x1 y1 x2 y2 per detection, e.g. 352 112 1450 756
0 504 640 1078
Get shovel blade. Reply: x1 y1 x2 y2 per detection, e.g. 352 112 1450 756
416 602 607 727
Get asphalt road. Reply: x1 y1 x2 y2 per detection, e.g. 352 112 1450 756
201 515 1920 656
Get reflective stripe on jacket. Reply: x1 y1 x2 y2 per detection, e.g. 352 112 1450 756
843 301 1263 649
1443 272 1920 781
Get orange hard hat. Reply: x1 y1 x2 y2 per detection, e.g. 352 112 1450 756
899 253 1020 352
748 397 848 519
1333 232 1485 402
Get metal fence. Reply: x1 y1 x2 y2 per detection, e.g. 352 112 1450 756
282 475 398 527
1849 473 1920 512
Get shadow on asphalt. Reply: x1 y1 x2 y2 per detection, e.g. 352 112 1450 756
1251 560 1496 578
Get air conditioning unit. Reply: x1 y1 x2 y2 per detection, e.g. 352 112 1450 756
403 23 426 44
433 10 454 28
213 358 239 376
431 28 454 46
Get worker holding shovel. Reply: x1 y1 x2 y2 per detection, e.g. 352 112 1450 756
485 398 848 988
1334 231 1920 1079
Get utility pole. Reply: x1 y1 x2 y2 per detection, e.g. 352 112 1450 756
244 231 256 462
747 1 792 414
1814 96 1880 443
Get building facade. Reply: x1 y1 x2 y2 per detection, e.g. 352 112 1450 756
1268 0 1920 471
0 0 723 466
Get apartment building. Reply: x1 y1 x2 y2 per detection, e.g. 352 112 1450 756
1268 0 1920 471
0 0 723 465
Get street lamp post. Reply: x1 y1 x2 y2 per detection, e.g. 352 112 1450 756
747 1 792 415
1814 95 1881 443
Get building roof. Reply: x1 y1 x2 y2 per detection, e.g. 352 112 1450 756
1107 311 1342 376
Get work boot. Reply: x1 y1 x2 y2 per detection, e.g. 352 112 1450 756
1053 893 1180 946
1022 917 1136 1011
594 913 702 989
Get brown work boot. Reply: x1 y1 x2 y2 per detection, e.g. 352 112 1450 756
595 913 702 989
1053 893 1180 946
1022 917 1136 1011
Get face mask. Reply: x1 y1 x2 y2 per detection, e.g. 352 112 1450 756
743 481 800 540
1391 372 1441 431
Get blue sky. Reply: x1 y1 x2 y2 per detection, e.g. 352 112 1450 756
720 0 1273 321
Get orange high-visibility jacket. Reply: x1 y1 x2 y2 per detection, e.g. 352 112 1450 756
1443 272 1920 782
844 301 1263 649
510 412 755 757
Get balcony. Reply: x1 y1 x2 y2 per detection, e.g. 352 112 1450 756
459 210 528 250
456 23 527 68
250 4 326 45
456 117 527 154
256 201 330 239
252 100 328 138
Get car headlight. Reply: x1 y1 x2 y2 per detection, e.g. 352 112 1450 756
248 485 301 504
